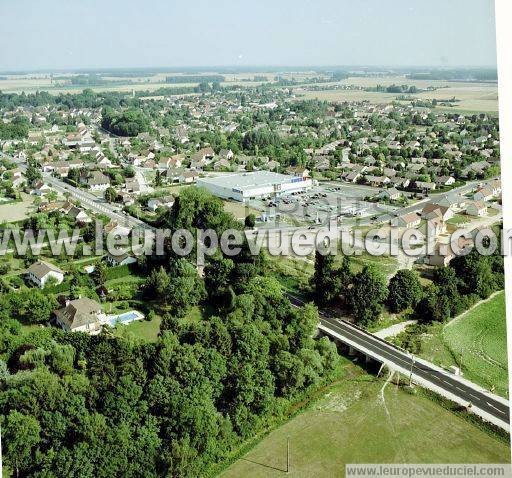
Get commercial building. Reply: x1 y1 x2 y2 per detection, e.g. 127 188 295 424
197 171 312 202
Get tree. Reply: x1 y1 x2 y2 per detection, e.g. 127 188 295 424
311 251 340 306
348 265 387 326
450 249 494 299
244 213 256 228
46 190 58 202
92 260 107 286
154 170 163 187
273 350 305 396
387 269 423 313
101 108 149 137
167 259 206 317
144 266 170 302
17 290 57 324
104 186 117 203
338 255 353 300
203 256 236 309
25 161 41 184
415 283 451 323
3 410 41 478
432 266 464 316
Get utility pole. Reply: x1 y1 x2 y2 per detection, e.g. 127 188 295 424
409 354 415 386
287 436 290 474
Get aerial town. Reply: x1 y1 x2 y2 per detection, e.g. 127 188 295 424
0 1 509 477
0 68 507 476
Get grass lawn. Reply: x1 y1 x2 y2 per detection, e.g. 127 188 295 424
443 291 508 397
222 200 260 220
114 316 161 342
344 251 398 277
446 214 470 226
105 274 145 287
112 305 211 342
222 365 509 478
396 291 508 398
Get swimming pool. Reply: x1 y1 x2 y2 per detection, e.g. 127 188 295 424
106 310 143 326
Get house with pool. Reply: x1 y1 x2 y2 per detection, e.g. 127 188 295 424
54 297 144 334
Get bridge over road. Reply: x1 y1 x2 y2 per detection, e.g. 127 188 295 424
288 294 510 431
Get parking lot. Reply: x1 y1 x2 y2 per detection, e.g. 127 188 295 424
248 182 399 227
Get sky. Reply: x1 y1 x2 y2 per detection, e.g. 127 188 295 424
0 0 497 71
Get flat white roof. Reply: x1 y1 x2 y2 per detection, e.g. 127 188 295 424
197 171 301 190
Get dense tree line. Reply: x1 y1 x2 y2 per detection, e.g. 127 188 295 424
0 187 340 476
311 238 504 327
101 107 150 137
0 116 29 140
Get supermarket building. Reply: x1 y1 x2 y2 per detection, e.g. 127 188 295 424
197 171 312 202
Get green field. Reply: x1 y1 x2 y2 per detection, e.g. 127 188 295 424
443 291 508 396
114 316 161 342
400 291 508 398
222 365 509 478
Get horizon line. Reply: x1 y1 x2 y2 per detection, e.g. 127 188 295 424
0 64 498 75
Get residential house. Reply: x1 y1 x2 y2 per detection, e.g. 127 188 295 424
54 297 104 334
266 160 280 171
391 212 421 229
219 149 234 160
26 261 64 288
286 166 310 178
105 251 137 267
389 177 410 189
179 171 199 184
85 171 110 191
379 187 401 201
435 176 455 187
214 158 231 171
466 201 488 217
426 217 446 237
414 181 436 192
489 180 502 196
421 203 453 221
147 195 175 212
124 178 141 194
60 201 91 224
30 180 52 196
433 194 466 211
473 186 494 202
343 171 361 183
428 243 455 267
382 168 397 178
365 175 389 187
97 156 113 169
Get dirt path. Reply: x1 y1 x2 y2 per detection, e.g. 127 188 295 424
373 320 418 339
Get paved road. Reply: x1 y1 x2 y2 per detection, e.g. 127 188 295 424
43 173 154 231
287 293 510 429
4 152 155 233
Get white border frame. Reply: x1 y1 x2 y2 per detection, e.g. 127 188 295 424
495 0 512 441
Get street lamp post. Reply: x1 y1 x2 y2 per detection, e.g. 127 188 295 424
409 354 415 386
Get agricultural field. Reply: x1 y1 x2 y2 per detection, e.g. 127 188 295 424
0 71 278 94
221 364 510 478
298 76 498 114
